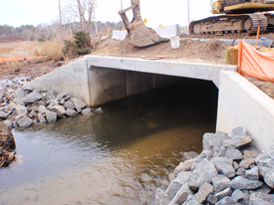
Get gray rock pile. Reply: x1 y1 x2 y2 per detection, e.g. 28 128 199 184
0 88 101 129
155 126 274 205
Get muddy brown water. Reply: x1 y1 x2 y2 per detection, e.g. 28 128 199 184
0 79 218 205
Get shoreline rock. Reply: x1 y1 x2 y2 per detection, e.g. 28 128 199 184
155 126 274 205
0 88 103 129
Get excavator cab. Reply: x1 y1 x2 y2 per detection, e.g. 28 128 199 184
119 0 166 47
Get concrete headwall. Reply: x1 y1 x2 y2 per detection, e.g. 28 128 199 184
216 71 274 151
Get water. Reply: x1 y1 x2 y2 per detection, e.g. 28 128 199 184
0 80 218 205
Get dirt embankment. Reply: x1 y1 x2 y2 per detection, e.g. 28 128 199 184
93 38 231 64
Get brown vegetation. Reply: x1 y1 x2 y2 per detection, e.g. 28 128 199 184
0 41 64 61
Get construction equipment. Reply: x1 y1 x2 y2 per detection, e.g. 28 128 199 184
189 0 274 36
118 0 166 47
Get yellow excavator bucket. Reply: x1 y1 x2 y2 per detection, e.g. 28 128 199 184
119 0 167 47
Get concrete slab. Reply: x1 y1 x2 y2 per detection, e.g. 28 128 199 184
216 71 274 151
153 24 180 38
112 30 127 41
86 56 237 88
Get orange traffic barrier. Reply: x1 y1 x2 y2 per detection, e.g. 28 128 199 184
238 40 274 83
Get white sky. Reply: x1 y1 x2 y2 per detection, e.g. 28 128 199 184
0 0 213 28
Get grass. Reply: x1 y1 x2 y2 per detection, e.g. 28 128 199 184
226 45 238 65
0 41 64 61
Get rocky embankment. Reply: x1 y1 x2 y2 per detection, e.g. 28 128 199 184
156 127 274 205
0 123 16 167
0 87 102 129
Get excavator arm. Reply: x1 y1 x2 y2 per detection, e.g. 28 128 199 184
119 0 166 47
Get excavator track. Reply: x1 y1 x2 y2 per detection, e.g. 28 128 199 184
189 14 270 37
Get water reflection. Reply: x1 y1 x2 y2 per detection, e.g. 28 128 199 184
0 80 218 205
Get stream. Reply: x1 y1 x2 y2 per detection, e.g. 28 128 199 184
0 79 218 205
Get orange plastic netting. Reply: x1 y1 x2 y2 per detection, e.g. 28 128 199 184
238 40 274 83
0 56 41 64
0 57 24 64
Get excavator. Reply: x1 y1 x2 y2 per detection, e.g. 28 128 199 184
119 0 274 47
189 0 274 36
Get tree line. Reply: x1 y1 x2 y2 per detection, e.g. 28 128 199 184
1 0 125 43
0 21 124 43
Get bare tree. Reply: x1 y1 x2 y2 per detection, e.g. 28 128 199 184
62 0 96 35
76 0 96 35
74 0 96 33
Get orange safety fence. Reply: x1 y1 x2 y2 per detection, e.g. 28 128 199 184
25 56 41 61
0 57 24 64
0 56 41 64
238 40 274 83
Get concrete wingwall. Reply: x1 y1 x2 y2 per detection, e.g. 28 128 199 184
25 59 91 106
216 71 274 151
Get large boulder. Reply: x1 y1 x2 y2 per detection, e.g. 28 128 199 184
169 183 192 205
188 159 218 190
224 146 243 160
38 113 47 123
45 110 57 123
155 188 168 205
70 97 86 113
15 114 33 128
194 182 213 204
15 104 28 115
224 176 263 190
255 145 274 188
202 132 228 152
38 105 48 115
231 189 249 204
66 108 77 117
166 171 191 200
212 157 235 178
22 91 43 104
223 126 253 148
63 100 75 110
246 166 259 180
211 174 230 193
50 105 66 117
56 92 69 101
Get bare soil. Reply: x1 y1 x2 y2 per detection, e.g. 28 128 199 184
93 37 230 64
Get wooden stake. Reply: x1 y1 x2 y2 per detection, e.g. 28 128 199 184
255 26 261 47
